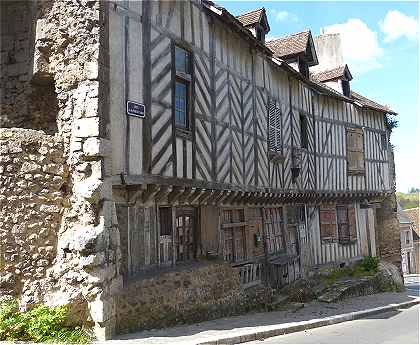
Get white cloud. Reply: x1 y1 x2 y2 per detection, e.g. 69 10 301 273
322 19 384 75
269 9 298 23
380 10 418 42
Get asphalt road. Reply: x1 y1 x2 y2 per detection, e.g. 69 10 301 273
246 305 420 344
405 275 420 297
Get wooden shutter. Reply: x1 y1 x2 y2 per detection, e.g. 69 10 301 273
319 205 337 242
348 206 357 242
268 101 282 153
347 128 364 173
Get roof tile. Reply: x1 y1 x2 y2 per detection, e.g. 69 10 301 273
266 31 310 58
351 91 397 114
236 8 264 27
404 208 419 240
311 65 347 82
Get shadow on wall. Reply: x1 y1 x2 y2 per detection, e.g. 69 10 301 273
0 0 58 134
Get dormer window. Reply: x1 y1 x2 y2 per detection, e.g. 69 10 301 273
342 80 351 97
299 59 309 79
236 8 270 44
256 26 265 43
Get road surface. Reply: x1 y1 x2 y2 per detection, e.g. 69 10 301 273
246 305 419 344
405 275 420 297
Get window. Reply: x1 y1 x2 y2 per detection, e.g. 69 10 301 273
337 205 357 244
319 205 337 242
300 113 308 149
175 46 190 73
320 205 357 244
406 231 411 245
175 81 188 128
222 209 247 263
174 46 192 131
298 59 309 78
256 26 264 43
158 206 197 265
381 133 388 151
342 80 351 97
268 100 282 155
175 208 195 262
346 127 364 174
159 207 173 265
263 208 285 254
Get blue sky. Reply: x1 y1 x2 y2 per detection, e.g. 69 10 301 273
219 1 419 192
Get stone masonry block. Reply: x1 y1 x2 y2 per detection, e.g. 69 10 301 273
75 117 100 138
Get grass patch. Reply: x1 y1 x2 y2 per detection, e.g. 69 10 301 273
0 299 93 343
322 256 379 285
396 191 419 210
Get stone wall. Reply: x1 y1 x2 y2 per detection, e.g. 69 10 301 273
0 1 58 133
116 262 271 335
0 0 120 340
376 194 401 270
376 145 401 271
0 128 67 301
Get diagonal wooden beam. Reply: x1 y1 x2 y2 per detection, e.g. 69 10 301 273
188 188 204 204
154 185 172 203
178 187 195 204
142 184 160 204
198 189 214 204
167 186 185 204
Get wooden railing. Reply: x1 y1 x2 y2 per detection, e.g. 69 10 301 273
236 262 262 288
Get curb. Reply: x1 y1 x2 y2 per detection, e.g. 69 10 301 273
197 298 420 345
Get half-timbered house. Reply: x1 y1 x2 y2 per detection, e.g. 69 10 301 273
107 0 397 332
0 0 401 338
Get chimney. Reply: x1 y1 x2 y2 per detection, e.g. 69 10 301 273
311 33 344 73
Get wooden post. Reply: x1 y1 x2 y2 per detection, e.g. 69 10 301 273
171 206 176 267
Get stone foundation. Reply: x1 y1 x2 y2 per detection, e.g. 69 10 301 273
116 262 272 334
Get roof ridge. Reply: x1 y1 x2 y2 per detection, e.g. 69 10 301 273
266 29 310 43
235 7 264 17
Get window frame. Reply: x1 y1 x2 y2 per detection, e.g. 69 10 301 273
158 206 198 267
405 230 411 245
222 208 248 264
173 44 193 135
300 113 308 149
298 58 309 79
346 127 365 175
268 100 283 161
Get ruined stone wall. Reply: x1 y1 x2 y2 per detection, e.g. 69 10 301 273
0 1 58 133
116 262 271 334
376 145 401 271
0 0 120 340
0 128 67 301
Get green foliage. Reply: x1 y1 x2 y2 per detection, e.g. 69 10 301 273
360 256 380 273
322 257 379 285
385 115 398 131
0 300 92 343
396 191 419 210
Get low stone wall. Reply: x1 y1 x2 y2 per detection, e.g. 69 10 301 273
116 262 272 334
0 128 68 302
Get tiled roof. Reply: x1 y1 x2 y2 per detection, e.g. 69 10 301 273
266 31 310 58
236 8 264 27
351 91 397 115
311 65 347 82
405 207 419 241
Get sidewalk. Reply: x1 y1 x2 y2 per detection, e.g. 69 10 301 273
109 292 420 345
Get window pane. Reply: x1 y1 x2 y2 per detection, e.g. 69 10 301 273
175 81 187 127
175 46 189 73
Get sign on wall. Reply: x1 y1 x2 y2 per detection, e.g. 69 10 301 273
126 100 145 118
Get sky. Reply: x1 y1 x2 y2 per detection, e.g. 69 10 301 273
219 0 419 193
